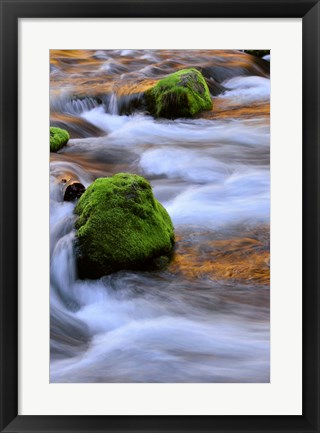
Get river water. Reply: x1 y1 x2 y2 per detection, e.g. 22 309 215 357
50 50 270 383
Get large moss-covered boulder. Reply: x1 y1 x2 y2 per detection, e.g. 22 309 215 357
74 173 175 279
145 68 212 119
50 127 69 152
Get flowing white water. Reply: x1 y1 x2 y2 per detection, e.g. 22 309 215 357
221 76 270 104
107 93 119 115
50 73 270 382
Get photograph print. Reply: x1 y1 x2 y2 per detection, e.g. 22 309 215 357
50 49 270 383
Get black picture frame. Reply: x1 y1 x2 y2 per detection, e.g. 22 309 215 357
0 1 319 432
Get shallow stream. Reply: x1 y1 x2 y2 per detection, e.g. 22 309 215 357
50 50 270 383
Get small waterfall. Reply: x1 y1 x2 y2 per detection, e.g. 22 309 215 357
50 187 78 308
50 161 92 309
68 97 99 114
50 95 100 115
107 93 119 115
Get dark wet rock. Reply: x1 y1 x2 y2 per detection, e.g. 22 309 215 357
50 113 105 139
64 182 86 201
244 50 270 58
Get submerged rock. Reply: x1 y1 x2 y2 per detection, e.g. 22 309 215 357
64 182 86 202
145 68 212 119
74 173 175 279
50 113 104 139
244 50 270 58
50 126 70 152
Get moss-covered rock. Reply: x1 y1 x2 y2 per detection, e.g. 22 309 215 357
145 68 212 119
50 127 70 152
74 173 175 279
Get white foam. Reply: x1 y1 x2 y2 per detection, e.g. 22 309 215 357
51 315 269 383
165 170 270 227
221 76 270 104
140 147 231 183
81 107 269 147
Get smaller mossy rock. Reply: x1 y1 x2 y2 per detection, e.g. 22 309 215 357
74 173 175 279
145 68 212 119
50 127 70 152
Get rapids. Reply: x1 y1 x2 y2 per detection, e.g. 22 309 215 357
50 50 270 383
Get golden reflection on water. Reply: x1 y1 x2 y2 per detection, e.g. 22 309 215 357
170 228 270 285
50 49 270 111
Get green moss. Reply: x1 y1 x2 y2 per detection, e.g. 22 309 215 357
145 68 212 119
74 173 175 279
50 127 70 152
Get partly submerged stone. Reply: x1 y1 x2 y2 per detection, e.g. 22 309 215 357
50 126 70 152
74 173 175 279
64 182 86 202
244 50 270 58
145 68 212 119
